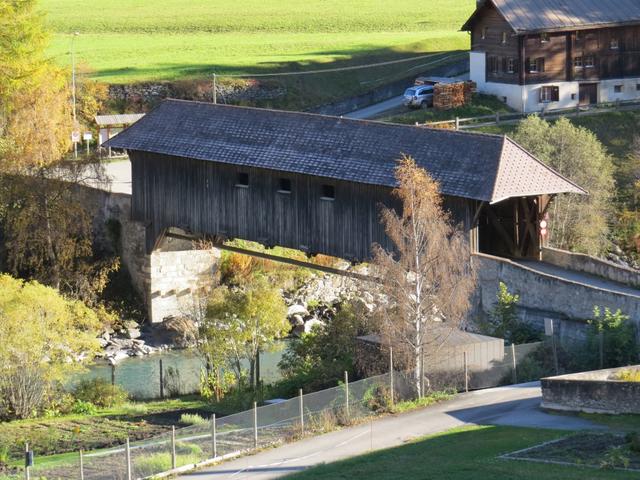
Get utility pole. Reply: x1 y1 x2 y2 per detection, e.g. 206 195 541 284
71 31 80 159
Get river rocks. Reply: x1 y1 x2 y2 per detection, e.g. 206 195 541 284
303 318 325 333
287 304 308 317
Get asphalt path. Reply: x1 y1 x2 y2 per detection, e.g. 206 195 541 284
342 96 405 120
179 382 600 480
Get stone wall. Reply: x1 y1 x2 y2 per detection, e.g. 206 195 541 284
473 253 640 344
108 79 286 106
541 365 640 414
84 186 220 323
542 246 640 288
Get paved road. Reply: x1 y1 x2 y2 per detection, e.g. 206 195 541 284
342 96 405 120
180 382 599 480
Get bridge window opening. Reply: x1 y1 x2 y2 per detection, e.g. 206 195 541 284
320 184 335 201
236 172 249 188
278 178 292 194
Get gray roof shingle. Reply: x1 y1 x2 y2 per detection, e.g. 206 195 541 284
464 0 640 33
104 99 584 203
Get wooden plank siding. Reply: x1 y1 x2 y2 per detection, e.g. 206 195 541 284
130 151 476 262
470 2 640 85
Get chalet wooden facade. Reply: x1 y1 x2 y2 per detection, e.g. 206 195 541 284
105 100 584 262
462 0 640 112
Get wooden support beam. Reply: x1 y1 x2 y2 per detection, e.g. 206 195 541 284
164 231 376 282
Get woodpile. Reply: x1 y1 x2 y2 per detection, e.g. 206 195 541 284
433 81 476 110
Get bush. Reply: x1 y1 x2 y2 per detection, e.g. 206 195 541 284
627 432 640 453
180 413 208 426
71 399 99 415
74 378 128 408
482 282 541 344
363 384 392 413
586 307 640 369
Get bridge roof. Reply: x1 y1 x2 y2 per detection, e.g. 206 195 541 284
105 99 585 204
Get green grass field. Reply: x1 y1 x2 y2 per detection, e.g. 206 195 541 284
288 426 637 479
42 0 473 84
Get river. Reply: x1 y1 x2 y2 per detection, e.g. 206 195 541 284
75 341 288 399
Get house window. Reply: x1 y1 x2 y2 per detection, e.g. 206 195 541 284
540 86 559 103
584 55 595 68
501 32 508 44
573 56 583 68
278 178 292 194
527 57 545 73
540 33 549 43
488 56 499 74
506 57 516 74
636 84 640 91
320 184 335 201
614 84 623 93
575 30 581 41
236 172 249 187
610 38 619 50
481 27 488 40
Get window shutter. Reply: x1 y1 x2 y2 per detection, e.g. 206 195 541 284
525 57 531 73
537 57 545 73
502 57 507 73
552 86 559 101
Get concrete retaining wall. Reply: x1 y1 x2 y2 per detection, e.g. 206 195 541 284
541 365 640 414
542 246 640 289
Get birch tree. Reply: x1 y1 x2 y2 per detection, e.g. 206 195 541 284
371 156 476 397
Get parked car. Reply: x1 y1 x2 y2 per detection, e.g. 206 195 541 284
403 85 434 108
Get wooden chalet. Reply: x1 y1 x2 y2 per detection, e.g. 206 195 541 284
104 99 584 262
462 0 640 112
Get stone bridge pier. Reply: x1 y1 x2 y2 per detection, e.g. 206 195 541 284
90 189 220 323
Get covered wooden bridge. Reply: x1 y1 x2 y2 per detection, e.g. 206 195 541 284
105 99 584 262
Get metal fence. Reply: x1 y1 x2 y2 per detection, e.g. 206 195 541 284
4 340 558 480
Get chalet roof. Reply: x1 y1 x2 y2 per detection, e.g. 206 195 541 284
104 99 585 204
463 0 640 33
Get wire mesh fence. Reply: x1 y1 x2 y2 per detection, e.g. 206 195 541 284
3 339 565 480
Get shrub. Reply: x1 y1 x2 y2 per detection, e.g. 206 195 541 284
71 399 99 415
482 282 541 344
627 432 640 453
363 384 392 413
120 402 149 416
587 307 639 369
180 413 208 426
74 378 128 408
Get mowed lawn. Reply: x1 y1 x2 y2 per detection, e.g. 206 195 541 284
287 426 637 480
42 0 473 84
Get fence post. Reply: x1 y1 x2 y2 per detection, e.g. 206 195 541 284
599 330 604 369
211 414 217 458
111 364 116 386
463 351 469 393
455 117 460 130
496 111 500 124
171 425 177 470
159 359 164 399
253 401 258 450
344 371 350 420
125 437 132 480
79 449 84 480
389 346 394 406
299 389 304 436
511 343 517 384
24 443 30 480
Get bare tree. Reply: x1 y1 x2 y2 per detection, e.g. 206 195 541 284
371 156 476 397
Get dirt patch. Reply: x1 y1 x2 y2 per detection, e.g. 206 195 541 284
502 432 640 471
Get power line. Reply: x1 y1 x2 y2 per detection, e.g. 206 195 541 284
212 51 465 78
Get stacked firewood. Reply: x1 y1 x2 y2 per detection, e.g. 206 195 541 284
433 81 477 110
